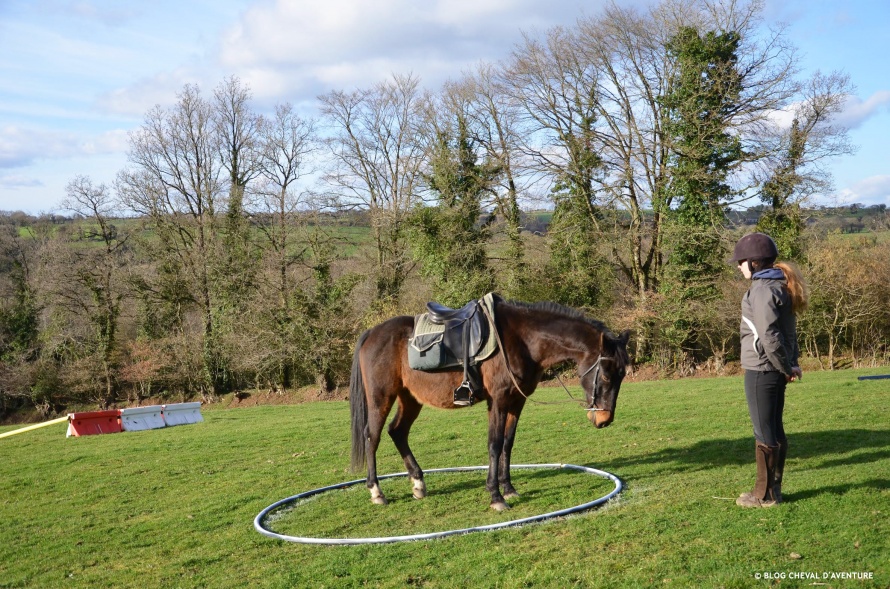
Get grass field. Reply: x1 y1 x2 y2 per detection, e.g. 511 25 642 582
1 368 888 588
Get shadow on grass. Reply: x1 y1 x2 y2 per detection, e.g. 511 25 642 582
418 468 597 503
786 479 890 502
593 428 890 500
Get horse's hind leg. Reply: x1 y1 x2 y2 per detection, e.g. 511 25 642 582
389 394 426 499
365 389 395 505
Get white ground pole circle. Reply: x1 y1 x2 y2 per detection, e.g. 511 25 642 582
254 463 622 545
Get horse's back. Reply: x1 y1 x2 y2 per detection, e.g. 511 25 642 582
358 315 413 390
360 314 465 409
363 315 414 350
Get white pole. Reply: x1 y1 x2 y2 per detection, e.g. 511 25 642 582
0 416 68 439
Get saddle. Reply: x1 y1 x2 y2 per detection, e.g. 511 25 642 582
408 294 498 406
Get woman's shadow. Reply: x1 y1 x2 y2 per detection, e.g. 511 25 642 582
594 428 890 501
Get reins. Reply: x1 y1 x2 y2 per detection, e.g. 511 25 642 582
479 302 610 411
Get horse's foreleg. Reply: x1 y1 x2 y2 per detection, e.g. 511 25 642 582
486 406 509 511
388 395 426 499
499 407 523 499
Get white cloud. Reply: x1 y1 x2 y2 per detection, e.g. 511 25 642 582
835 91 890 130
95 69 208 116
837 175 890 206
81 129 130 155
0 174 43 189
217 0 610 100
0 126 129 169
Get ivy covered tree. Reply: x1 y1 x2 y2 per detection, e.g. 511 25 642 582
756 71 855 261
662 26 743 302
0 220 39 363
657 26 743 366
544 123 608 310
408 113 498 307
755 116 807 261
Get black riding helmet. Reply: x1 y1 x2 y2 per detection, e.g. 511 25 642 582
731 232 778 263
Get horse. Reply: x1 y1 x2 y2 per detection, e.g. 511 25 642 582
349 294 630 511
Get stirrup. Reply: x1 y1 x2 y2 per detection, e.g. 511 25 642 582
453 381 474 406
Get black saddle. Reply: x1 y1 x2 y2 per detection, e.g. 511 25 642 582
425 299 489 405
427 300 479 323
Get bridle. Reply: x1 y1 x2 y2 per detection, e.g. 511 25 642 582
480 302 618 410
578 355 612 413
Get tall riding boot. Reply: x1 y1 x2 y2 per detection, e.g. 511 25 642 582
736 443 779 508
773 439 787 503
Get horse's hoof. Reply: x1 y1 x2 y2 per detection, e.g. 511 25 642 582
372 496 388 505
490 501 510 512
503 490 520 500
412 478 427 499
413 488 427 499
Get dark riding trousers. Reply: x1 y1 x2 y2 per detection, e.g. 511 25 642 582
744 370 787 446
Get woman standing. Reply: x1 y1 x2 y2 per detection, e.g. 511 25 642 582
730 233 808 508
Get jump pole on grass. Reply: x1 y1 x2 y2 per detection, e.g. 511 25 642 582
857 375 890 381
0 416 68 440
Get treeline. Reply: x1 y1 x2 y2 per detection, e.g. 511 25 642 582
3 0 890 416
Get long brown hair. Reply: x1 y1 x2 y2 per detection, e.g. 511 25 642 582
775 261 808 314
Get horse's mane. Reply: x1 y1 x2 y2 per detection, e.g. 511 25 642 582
495 294 629 368
507 299 607 331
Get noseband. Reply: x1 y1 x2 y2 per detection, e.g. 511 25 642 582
579 355 614 412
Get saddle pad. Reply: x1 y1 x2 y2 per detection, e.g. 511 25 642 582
476 292 497 361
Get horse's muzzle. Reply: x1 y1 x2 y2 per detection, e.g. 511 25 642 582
587 410 614 428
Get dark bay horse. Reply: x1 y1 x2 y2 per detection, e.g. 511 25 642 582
349 294 630 511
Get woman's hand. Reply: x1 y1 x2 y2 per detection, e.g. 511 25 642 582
788 367 803 382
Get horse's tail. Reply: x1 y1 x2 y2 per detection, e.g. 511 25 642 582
349 329 371 473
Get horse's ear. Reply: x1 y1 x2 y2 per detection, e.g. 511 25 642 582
618 329 631 346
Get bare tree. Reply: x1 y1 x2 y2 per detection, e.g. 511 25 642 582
319 73 427 307
63 177 128 405
503 26 615 309
214 77 263 304
214 76 263 205
117 83 226 397
755 70 856 258
459 64 529 296
506 27 605 217
253 103 318 304
249 102 318 388
573 0 798 304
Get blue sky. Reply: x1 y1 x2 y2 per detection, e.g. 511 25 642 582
1 0 888 214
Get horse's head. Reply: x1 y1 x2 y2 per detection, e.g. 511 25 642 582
582 329 630 428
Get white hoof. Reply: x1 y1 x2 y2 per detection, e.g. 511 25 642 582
412 478 427 499
490 501 510 512
370 483 387 505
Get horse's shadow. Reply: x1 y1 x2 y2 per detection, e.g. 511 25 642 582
592 428 890 501
422 469 574 503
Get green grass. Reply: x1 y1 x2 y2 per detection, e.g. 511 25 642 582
1 368 888 588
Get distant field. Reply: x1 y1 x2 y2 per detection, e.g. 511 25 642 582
1 368 887 588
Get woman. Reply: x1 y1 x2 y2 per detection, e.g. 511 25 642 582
730 232 808 508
